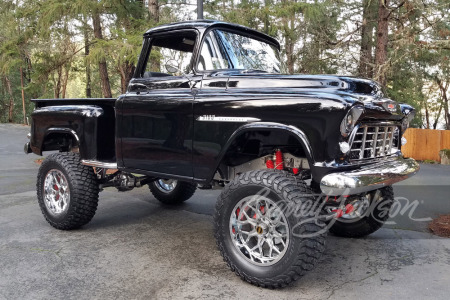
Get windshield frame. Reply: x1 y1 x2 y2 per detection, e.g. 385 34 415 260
193 26 282 74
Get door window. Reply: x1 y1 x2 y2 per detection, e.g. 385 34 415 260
144 31 197 77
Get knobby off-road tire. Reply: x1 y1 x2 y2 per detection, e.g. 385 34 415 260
149 179 197 205
37 152 99 230
329 186 394 238
214 170 326 288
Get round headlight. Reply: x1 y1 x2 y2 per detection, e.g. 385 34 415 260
346 114 353 127
340 106 364 137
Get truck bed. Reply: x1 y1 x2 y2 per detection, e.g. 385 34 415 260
30 98 117 162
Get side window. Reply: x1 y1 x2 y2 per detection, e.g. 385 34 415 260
144 31 196 77
197 30 230 71
196 29 282 73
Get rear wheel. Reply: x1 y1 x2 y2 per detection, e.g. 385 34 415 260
329 186 394 238
149 179 196 205
214 170 326 288
37 153 99 230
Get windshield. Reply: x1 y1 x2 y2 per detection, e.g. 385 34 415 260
197 29 282 73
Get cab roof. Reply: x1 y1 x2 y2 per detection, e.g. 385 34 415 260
144 20 280 50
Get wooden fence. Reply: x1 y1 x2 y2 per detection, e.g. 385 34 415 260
402 128 450 162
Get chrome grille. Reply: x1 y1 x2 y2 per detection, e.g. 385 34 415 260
349 125 399 160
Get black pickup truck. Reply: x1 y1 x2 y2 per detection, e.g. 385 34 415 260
25 20 419 288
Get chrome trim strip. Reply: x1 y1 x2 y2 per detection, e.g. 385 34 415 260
197 115 261 122
81 160 118 169
320 156 420 196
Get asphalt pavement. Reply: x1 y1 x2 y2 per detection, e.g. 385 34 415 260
1 123 449 300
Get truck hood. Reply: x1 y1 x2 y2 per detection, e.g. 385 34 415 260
222 72 413 120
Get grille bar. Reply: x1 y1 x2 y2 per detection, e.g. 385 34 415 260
381 127 388 157
371 127 379 158
349 124 399 161
359 127 368 159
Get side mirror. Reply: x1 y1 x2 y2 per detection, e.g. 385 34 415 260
165 60 179 74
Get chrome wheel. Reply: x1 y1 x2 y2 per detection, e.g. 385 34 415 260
229 195 290 266
154 179 178 193
340 192 378 220
43 169 70 216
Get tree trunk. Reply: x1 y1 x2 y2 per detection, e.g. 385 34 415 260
92 10 112 98
444 100 449 130
5 76 14 123
119 62 136 93
358 0 377 78
423 98 430 129
263 0 270 35
20 67 26 124
375 0 390 85
285 38 294 74
149 0 159 22
61 65 70 99
54 66 62 98
282 7 295 75
84 16 92 98
436 79 450 130
433 101 444 129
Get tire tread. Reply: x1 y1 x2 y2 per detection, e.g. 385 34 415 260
214 170 326 289
37 152 99 230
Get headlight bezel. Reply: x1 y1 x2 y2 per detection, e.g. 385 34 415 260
340 105 364 138
401 110 415 133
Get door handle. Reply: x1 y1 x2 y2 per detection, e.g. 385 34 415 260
129 83 149 95
129 83 147 91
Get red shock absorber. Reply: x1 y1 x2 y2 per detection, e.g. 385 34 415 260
266 159 274 169
275 149 284 170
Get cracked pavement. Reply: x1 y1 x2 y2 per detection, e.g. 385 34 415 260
1 124 449 300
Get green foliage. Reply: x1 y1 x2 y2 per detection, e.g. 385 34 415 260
422 159 437 164
0 0 448 128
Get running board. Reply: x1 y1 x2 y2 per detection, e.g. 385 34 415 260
81 160 118 169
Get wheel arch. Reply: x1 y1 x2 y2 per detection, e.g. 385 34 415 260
40 128 81 155
207 122 315 181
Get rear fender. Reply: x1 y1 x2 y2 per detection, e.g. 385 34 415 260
30 105 103 159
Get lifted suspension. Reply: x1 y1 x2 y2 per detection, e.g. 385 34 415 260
96 169 155 191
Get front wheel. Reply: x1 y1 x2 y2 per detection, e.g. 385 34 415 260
37 153 99 230
329 186 394 238
214 170 326 288
149 179 196 205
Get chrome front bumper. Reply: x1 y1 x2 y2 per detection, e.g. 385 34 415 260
320 156 420 196
24 142 32 154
